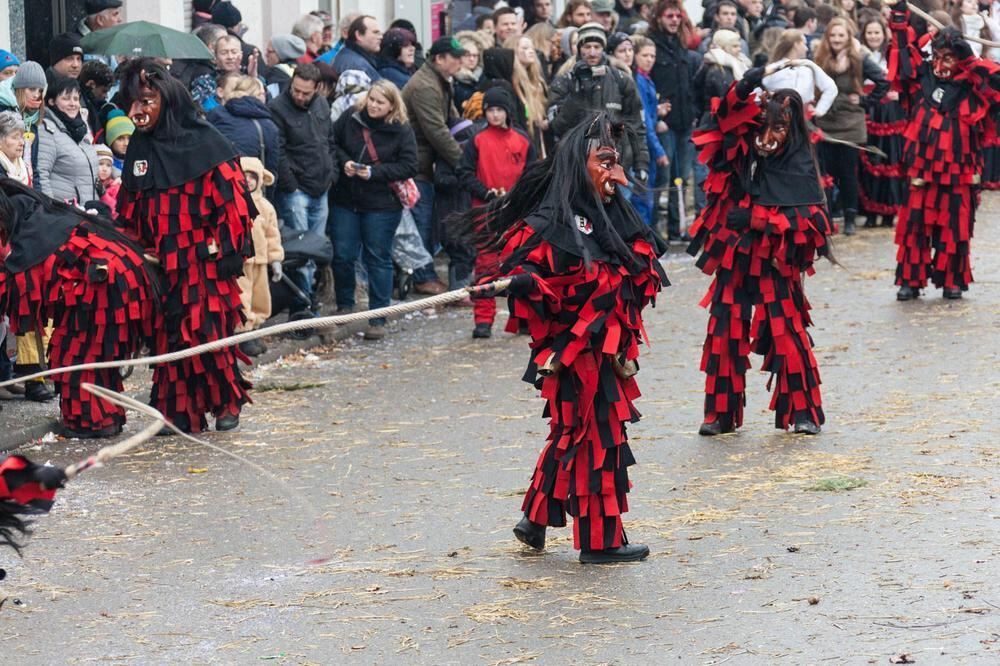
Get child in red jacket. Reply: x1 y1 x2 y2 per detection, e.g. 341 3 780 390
457 86 537 338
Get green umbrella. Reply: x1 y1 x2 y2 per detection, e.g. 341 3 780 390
80 21 214 60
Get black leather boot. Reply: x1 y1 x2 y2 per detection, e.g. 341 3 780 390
864 214 877 228
896 285 918 301
881 215 895 228
157 413 191 437
698 414 735 436
580 543 650 564
216 411 240 431
942 287 963 300
513 515 546 551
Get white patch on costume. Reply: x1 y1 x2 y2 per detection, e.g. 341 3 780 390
932 87 944 103
575 215 593 235
133 160 148 176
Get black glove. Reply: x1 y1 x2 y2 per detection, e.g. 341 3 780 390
507 272 535 296
217 253 245 280
735 66 766 99
469 272 535 298
32 464 67 490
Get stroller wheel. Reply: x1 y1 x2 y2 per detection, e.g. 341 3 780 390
396 270 413 301
287 310 317 340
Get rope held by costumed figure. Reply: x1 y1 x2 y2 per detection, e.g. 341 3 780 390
0 279 512 388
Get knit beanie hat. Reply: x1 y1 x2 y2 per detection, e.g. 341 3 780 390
482 84 516 125
105 110 135 145
0 50 19 70
94 143 113 163
12 61 45 90
270 34 306 61
211 1 243 28
50 32 83 65
576 22 608 50
606 32 632 55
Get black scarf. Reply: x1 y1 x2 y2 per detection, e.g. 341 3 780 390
48 106 89 144
121 105 238 191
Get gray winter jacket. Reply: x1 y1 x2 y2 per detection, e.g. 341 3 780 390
35 113 99 204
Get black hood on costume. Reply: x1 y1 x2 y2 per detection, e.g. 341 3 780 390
121 109 238 191
0 180 80 274
522 190 666 269
0 179 144 274
744 135 825 207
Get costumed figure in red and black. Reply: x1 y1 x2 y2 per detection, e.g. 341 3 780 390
888 4 1000 300
116 59 255 433
454 113 668 564
687 63 834 437
0 180 157 438
858 15 908 229
0 455 66 558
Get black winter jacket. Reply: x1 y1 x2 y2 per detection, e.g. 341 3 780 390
207 96 281 179
649 31 700 133
268 90 338 197
331 110 418 212
692 62 736 125
547 56 650 171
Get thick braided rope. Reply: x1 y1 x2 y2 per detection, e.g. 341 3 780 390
0 278 512 388
63 384 167 479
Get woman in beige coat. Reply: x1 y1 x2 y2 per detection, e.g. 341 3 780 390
237 156 284 357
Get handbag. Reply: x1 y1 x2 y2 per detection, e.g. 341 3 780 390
360 127 420 209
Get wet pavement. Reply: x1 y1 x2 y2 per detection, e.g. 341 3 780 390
3 194 999 664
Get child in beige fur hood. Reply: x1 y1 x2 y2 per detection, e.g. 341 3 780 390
237 156 284 357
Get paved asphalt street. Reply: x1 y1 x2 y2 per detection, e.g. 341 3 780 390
2 194 999 664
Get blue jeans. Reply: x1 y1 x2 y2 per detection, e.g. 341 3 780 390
276 190 328 310
409 179 439 284
331 206 402 325
629 162 658 226
658 128 694 236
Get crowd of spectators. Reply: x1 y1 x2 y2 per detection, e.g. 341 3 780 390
0 0 998 355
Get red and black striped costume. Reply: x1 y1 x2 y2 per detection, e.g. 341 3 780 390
119 160 254 432
0 184 155 434
888 7 1000 293
688 84 832 431
501 224 664 552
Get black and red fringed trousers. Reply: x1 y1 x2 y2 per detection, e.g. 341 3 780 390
699 266 825 430
894 182 976 291
520 351 638 552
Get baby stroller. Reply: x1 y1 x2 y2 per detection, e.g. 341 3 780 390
269 226 334 339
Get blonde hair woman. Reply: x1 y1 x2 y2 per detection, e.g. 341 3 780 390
206 74 280 177
504 34 550 153
331 79 418 340
455 30 492 111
